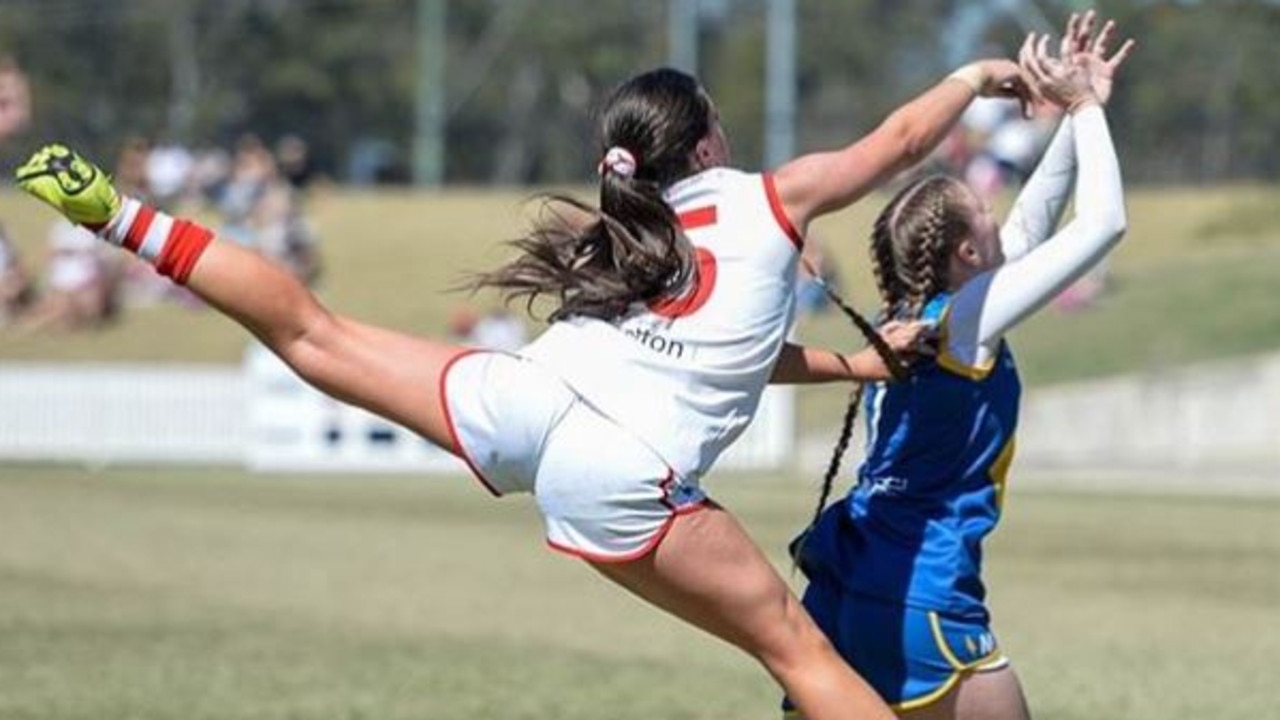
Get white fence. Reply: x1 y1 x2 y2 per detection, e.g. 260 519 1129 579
6 351 1280 486
0 351 796 474
1013 352 1280 490
0 362 245 464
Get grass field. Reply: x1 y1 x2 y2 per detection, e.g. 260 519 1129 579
1 464 1277 720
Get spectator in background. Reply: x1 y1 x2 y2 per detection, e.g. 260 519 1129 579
217 134 275 247
0 57 34 326
252 175 322 286
19 219 117 332
446 305 528 352
275 134 315 191
0 224 33 326
113 136 152 200
145 139 194 211
469 308 527 351
213 133 322 286
112 136 179 308
189 145 232 205
0 56 31 143
958 97 1056 201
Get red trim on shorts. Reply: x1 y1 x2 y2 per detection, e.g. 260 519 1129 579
544 470 712 564
438 349 502 498
676 205 717 230
762 173 803 250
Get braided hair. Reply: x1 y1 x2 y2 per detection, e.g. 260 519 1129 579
795 175 973 568
791 263 904 568
871 175 971 321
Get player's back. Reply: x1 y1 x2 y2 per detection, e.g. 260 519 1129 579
520 167 802 481
816 293 1021 619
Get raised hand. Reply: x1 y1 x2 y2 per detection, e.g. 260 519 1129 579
976 58 1036 119
1019 32 1098 114
1063 11 1137 106
14 144 120 229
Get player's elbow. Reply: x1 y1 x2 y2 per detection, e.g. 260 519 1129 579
275 308 345 385
1081 211 1128 251
1099 207 1128 245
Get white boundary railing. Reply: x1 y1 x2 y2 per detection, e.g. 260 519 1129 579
0 362 245 464
4 351 1279 484
0 349 796 474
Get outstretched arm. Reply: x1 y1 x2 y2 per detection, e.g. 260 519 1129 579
14 146 465 449
998 115 1075 261
946 39 1128 365
770 321 933 384
1000 12 1135 262
773 59 1030 234
770 343 893 384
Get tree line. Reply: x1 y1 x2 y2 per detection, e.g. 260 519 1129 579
0 0 1276 185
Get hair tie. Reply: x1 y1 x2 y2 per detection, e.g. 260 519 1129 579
598 146 637 179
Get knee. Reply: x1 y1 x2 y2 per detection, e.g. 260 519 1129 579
749 592 837 675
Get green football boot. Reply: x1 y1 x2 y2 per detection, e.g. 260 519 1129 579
14 143 121 228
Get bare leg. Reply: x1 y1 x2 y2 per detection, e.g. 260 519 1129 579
591 505 895 720
898 666 1031 720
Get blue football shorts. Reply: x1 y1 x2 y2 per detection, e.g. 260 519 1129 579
783 569 1008 714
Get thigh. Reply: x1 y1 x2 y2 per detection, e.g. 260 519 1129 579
589 505 803 656
899 663 1030 720
593 508 896 720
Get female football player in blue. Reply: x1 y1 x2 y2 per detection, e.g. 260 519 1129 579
786 13 1135 720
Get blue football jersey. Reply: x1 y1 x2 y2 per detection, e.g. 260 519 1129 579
801 293 1021 621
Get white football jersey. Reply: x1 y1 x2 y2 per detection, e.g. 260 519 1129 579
519 167 802 481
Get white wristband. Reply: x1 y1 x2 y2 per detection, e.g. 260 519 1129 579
946 65 985 94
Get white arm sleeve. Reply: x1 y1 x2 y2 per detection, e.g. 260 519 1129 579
946 105 1126 366
999 116 1076 262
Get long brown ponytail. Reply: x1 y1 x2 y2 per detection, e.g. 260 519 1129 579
472 69 711 321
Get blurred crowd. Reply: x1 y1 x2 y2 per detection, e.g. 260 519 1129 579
0 132 323 333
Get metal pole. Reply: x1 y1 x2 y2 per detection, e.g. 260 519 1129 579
668 0 699 73
764 0 796 169
414 0 446 187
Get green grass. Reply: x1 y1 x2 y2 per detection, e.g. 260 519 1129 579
1 465 1277 719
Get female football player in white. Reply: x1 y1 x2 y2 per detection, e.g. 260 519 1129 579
17 56 1030 720
786 13 1134 720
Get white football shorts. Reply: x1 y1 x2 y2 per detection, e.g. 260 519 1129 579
441 351 709 561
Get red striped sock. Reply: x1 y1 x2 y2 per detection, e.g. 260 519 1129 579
101 198 213 285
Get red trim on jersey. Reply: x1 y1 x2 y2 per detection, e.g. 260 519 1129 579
677 205 718 230
544 471 711 563
762 173 803 250
122 204 157 253
438 349 502 498
648 247 717 319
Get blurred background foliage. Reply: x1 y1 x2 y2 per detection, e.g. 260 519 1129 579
0 0 1277 186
